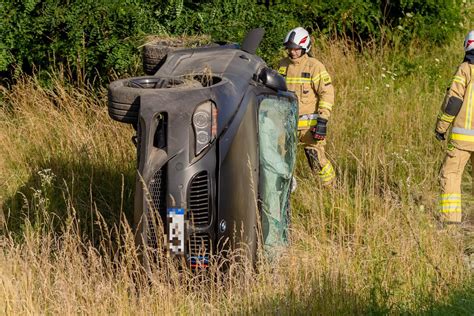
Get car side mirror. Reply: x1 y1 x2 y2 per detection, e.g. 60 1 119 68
258 67 287 91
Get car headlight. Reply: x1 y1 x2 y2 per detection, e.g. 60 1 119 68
193 101 217 155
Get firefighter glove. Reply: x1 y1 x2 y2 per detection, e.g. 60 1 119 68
435 130 446 141
311 117 327 140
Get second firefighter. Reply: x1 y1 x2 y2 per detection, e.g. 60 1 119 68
435 30 474 225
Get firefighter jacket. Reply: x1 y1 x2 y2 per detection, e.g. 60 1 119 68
436 57 474 151
278 54 335 123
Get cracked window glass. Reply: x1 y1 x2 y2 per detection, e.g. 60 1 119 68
258 95 298 257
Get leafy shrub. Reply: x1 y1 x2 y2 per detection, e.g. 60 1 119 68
0 0 466 83
0 0 164 79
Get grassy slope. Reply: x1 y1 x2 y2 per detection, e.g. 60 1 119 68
0 41 473 314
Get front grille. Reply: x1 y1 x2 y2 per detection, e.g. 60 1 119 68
188 232 211 259
147 167 167 249
188 171 210 227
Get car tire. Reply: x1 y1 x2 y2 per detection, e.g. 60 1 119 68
108 77 164 124
142 39 220 75
142 40 184 75
108 77 204 125
108 79 143 124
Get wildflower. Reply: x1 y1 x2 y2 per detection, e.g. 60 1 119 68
397 25 404 30
381 73 386 78
365 86 369 90
385 84 390 88
406 12 414 18
382 67 386 71
435 58 440 63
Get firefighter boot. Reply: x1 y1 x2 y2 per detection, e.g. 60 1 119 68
304 145 335 186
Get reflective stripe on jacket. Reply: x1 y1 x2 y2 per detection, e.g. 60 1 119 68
278 54 335 121
298 113 318 129
436 62 474 150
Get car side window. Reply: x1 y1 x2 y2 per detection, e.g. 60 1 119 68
258 95 298 253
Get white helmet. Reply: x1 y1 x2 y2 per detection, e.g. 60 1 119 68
283 27 311 53
464 30 474 52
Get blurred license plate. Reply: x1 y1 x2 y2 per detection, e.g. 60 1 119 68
167 208 185 255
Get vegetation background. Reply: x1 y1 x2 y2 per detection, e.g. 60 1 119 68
0 0 473 314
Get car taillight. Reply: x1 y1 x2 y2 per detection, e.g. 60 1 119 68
193 101 217 155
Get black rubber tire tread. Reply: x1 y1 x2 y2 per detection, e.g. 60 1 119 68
143 62 159 75
108 78 143 124
109 100 140 112
142 43 180 75
108 107 138 117
108 78 144 105
142 45 175 60
108 110 138 124
108 77 204 124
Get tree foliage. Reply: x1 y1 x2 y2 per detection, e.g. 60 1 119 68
0 0 467 82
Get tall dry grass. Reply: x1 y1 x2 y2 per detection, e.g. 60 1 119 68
0 40 473 314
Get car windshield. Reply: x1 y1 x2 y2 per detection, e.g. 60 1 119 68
258 95 298 256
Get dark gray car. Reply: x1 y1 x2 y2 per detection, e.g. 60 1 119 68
108 29 298 268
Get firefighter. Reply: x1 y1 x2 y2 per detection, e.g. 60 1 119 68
278 27 336 185
435 30 474 225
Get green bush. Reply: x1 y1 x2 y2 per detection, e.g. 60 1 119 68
0 0 466 83
0 0 164 79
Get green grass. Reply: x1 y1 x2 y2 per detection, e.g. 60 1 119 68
0 39 473 314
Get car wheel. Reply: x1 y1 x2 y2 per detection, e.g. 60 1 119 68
108 77 204 125
108 77 162 124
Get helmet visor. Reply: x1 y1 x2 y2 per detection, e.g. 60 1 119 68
284 41 302 49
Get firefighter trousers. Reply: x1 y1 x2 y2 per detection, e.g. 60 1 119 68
299 128 336 184
438 146 474 223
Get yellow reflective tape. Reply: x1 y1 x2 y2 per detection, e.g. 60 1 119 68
319 164 335 180
320 171 335 182
469 68 474 129
320 71 332 84
465 79 473 128
438 201 462 206
298 119 317 129
278 67 287 75
450 133 474 142
286 77 312 84
453 76 466 86
320 162 332 173
438 197 462 202
438 112 455 123
320 171 335 180
440 193 461 197
319 101 333 110
312 74 321 84
320 168 335 177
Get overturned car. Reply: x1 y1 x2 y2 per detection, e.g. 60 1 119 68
108 29 298 267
